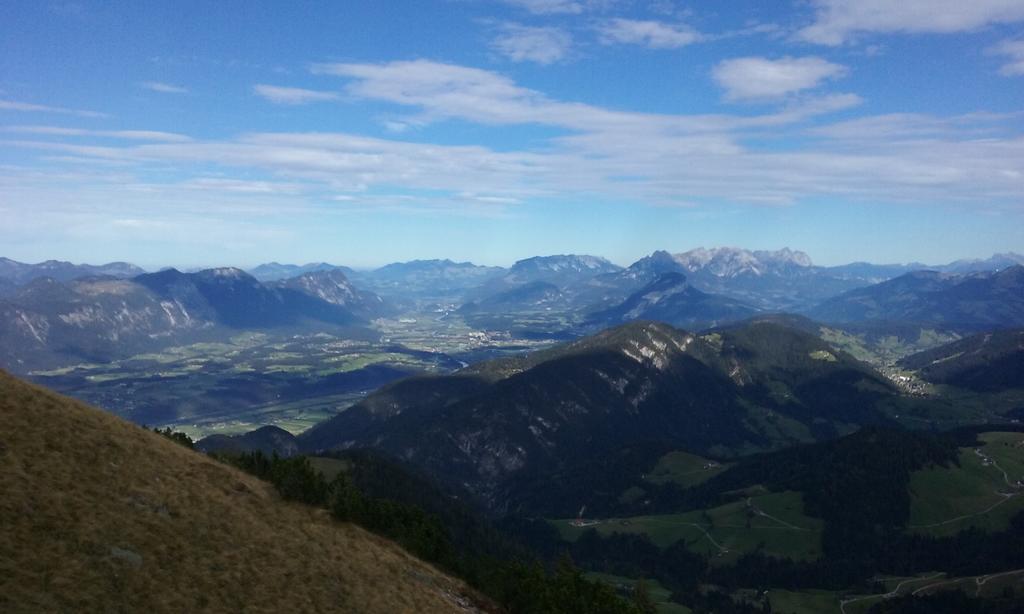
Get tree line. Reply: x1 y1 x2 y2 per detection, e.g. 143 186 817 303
220 450 654 614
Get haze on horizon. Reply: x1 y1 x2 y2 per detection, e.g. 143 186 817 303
2 0 1023 269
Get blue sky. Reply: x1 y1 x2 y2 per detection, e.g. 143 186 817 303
1 0 1023 269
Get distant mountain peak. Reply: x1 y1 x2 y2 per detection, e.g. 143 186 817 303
673 246 813 277
510 254 619 273
194 268 263 288
0 257 145 285
204 267 248 278
622 250 687 278
587 271 758 329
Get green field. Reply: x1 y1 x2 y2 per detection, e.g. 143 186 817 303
836 568 1024 614
882 387 1024 429
30 314 562 439
585 572 691 614
908 431 1024 536
764 589 840 614
818 327 960 366
317 352 435 375
644 451 730 488
172 392 366 439
555 491 823 565
29 333 464 437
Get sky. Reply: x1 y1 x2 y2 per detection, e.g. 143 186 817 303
1 0 1023 270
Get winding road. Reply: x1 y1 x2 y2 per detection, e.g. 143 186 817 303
908 448 1020 529
839 574 944 614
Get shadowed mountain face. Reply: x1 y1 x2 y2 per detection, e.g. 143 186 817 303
294 320 896 512
900 328 1024 392
197 425 301 457
806 266 1024 328
135 267 361 329
0 370 484 614
271 269 390 319
248 261 355 282
587 272 760 329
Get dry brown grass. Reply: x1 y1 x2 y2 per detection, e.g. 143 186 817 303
0 370 492 613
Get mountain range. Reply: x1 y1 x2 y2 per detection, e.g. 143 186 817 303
248 261 355 282
0 268 380 371
586 272 759 329
3 249 1023 375
3 249 1021 314
348 259 506 305
0 257 145 286
270 269 390 319
807 266 1024 328
204 318 900 512
5 249 1024 613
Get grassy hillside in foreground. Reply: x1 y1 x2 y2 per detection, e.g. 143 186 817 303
0 370 487 614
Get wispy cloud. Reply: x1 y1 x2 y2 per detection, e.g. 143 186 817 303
311 59 862 140
140 81 188 94
809 112 1022 141
596 18 703 48
497 0 583 15
989 39 1024 76
0 99 108 118
178 177 306 194
797 0 1024 45
253 84 340 105
712 56 848 101
6 61 1019 215
492 24 572 64
3 125 191 142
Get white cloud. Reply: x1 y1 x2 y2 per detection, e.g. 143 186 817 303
492 24 572 64
798 0 1024 45
311 60 558 126
253 84 340 105
989 39 1024 76
312 60 861 137
3 62 1021 217
6 111 1021 212
179 177 305 194
597 18 702 48
498 0 583 14
2 125 191 142
0 99 107 118
712 56 848 101
810 112 1020 141
140 81 188 94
